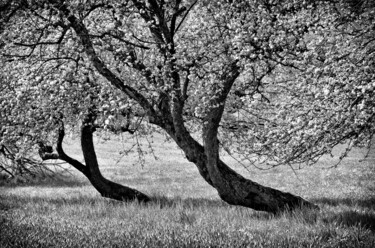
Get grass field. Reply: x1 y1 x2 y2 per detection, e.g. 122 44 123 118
1 133 375 247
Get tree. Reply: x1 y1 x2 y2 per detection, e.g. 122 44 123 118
1 0 372 213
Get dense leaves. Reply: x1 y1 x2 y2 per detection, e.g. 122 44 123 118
0 0 373 168
0 0 373 198
218 1 375 167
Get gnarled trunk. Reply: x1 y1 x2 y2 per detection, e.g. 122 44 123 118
165 126 317 213
80 120 150 202
161 60 317 213
212 159 315 213
40 119 150 203
60 1 317 212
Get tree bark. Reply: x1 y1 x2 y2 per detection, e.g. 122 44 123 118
40 119 150 203
162 60 318 213
163 125 317 213
80 115 150 202
56 1 317 212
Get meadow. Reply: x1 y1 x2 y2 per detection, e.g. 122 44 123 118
1 133 375 247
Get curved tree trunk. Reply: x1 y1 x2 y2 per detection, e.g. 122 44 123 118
59 2 317 212
162 60 318 213
212 160 315 213
40 118 150 203
165 127 317 213
80 118 150 202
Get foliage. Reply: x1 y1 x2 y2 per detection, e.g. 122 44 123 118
1 0 373 169
0 0 374 210
219 0 375 167
0 143 49 180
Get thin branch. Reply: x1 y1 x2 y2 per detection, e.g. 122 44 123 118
90 32 150 50
14 26 69 48
175 0 198 35
218 140 253 174
131 34 160 45
170 0 186 38
181 69 190 102
0 165 14 177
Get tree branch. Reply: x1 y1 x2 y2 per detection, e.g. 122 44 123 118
38 121 88 176
175 0 198 35
204 60 240 131
48 0 156 118
170 0 186 38
181 69 190 102
54 122 88 175
14 25 69 48
90 32 150 50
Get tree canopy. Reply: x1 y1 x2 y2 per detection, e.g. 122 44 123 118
0 0 374 212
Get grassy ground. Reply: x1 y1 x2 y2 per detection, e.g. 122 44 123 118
1 133 375 247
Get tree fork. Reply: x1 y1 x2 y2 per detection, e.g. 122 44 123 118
159 83 317 213
52 0 317 212
39 120 150 203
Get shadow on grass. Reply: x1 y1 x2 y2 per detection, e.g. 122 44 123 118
0 192 271 217
148 195 274 219
327 210 375 231
312 197 375 231
312 197 375 210
0 194 103 212
0 193 229 209
0 175 88 188
150 195 229 209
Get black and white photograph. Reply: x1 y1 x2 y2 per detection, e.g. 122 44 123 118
1 0 374 247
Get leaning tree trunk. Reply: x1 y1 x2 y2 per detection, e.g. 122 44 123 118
40 118 150 203
163 61 318 213
164 126 317 213
61 1 316 212
80 119 150 202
